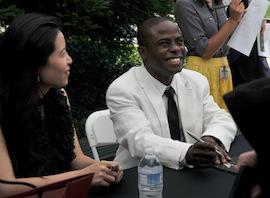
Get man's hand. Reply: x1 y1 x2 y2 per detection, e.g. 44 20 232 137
201 136 231 165
185 142 216 168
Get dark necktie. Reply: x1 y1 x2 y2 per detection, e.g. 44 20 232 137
164 87 185 141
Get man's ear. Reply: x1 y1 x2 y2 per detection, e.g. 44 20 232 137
138 46 147 61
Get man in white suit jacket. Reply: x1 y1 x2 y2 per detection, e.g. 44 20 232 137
106 17 237 170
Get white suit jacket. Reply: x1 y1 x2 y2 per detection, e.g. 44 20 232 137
106 65 237 170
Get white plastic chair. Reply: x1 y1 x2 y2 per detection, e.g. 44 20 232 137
85 109 117 161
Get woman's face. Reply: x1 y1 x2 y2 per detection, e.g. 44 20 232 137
39 31 73 93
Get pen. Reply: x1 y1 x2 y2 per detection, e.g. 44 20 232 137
186 131 224 158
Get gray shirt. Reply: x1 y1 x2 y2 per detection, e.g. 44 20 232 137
174 0 229 57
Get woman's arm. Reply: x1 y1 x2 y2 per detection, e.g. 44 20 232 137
0 126 82 197
0 89 123 197
175 0 245 59
202 0 246 58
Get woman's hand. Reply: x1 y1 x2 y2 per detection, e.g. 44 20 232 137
235 150 257 170
82 160 123 187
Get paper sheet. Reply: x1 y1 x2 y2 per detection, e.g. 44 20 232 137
257 22 270 57
227 0 270 56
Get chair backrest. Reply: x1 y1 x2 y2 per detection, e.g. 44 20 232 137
85 109 117 161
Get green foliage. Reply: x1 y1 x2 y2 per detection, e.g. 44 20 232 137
265 1 270 18
0 2 23 27
66 41 141 138
0 0 174 43
54 0 114 43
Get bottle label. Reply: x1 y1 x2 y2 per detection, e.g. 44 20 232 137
138 172 163 186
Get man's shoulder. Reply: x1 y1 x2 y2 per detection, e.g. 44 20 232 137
108 66 139 89
176 68 209 88
111 66 136 81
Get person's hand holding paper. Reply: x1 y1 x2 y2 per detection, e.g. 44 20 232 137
227 0 270 56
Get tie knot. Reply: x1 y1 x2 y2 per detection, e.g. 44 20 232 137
164 87 175 99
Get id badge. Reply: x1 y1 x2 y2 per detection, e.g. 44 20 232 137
220 65 229 80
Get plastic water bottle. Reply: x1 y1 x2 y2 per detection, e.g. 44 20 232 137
137 147 163 198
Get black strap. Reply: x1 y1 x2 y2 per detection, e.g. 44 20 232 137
0 178 36 188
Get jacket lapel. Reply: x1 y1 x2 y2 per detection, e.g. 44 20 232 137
175 72 195 134
135 66 170 137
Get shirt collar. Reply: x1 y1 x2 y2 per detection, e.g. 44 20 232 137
142 65 178 96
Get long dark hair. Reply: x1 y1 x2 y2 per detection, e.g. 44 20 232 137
0 13 69 176
0 13 60 128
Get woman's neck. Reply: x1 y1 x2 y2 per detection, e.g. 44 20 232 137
38 84 50 99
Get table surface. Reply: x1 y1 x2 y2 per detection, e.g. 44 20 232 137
89 135 253 198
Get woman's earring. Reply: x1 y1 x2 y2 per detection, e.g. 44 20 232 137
37 74 40 83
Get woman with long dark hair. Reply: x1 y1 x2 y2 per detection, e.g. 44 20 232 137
0 13 123 197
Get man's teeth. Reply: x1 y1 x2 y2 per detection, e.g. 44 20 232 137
168 58 180 62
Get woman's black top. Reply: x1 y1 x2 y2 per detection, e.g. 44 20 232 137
3 88 75 178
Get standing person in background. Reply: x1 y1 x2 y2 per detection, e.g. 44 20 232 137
0 13 123 197
227 0 270 88
174 0 245 111
224 77 270 197
106 16 237 171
